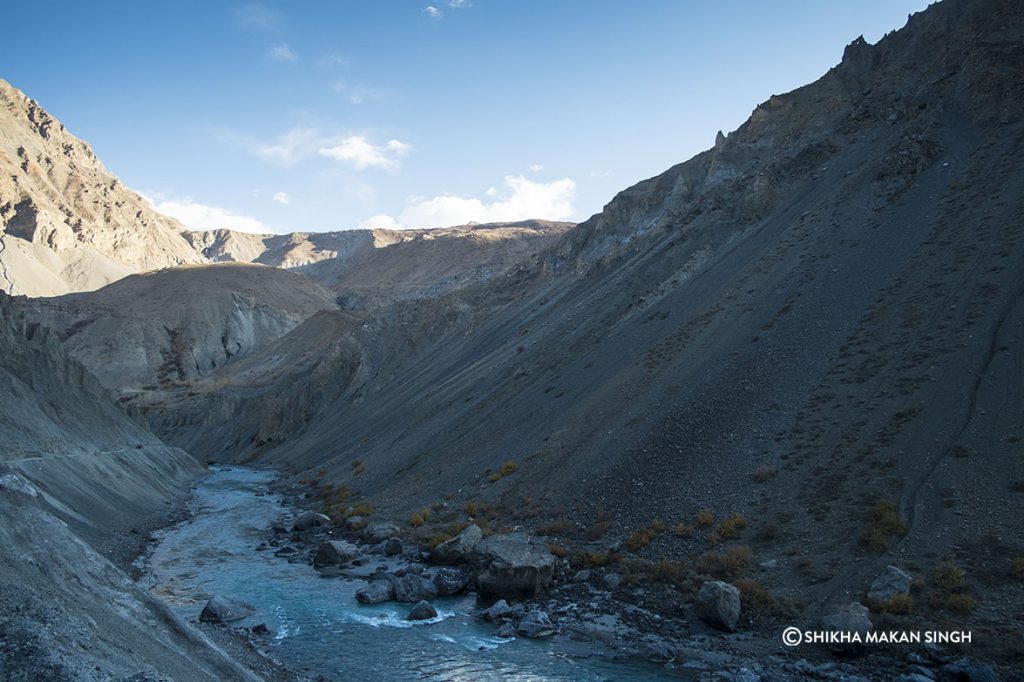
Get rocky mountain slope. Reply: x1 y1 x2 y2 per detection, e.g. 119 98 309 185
139 0 1023 664
186 220 574 308
0 79 205 297
0 294 275 680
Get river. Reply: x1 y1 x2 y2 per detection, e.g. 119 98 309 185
142 466 685 681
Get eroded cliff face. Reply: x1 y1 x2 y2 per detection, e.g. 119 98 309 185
22 263 339 390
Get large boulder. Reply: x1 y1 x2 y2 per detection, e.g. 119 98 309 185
393 573 439 603
430 524 483 565
821 602 872 654
313 540 359 567
292 512 331 531
199 595 256 623
472 533 555 600
866 565 913 602
384 538 403 556
363 520 401 543
941 658 999 682
407 600 438 621
355 580 395 604
516 610 555 638
695 581 741 632
433 567 471 596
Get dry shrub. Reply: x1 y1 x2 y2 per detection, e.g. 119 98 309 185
695 546 753 580
710 514 747 544
735 578 773 609
548 542 569 558
696 508 714 527
408 507 431 528
752 466 778 483
859 500 906 552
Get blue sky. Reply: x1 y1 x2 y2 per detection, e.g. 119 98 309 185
3 1 930 234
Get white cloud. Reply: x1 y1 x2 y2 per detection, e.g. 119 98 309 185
424 5 443 18
364 174 576 229
529 164 544 173
446 0 470 7
269 44 298 62
235 3 281 30
357 213 403 230
317 135 412 171
272 191 291 205
587 169 612 178
141 193 267 234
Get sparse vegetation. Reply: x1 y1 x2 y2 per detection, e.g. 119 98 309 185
752 466 777 483
351 501 374 517
709 514 747 544
735 578 773 609
1011 557 1024 580
626 519 667 551
573 551 613 569
695 545 753 580
427 533 451 549
695 508 714 527
351 459 365 475
548 542 569 558
931 560 975 614
463 500 478 517
876 594 914 614
408 507 432 527
537 519 568 535
859 500 906 552
487 460 519 482
646 560 689 587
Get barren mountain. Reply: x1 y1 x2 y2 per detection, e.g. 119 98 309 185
140 0 1023 662
0 79 205 296
186 220 574 308
23 263 337 391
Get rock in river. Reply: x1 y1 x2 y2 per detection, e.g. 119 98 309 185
199 595 256 623
406 600 438 621
472 533 554 600
356 579 395 604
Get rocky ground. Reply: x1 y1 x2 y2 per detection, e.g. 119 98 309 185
213 480 1005 681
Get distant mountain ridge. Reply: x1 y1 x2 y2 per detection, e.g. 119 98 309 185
0 76 573 298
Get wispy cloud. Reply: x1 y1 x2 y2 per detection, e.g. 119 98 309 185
529 164 544 173
234 3 281 30
272 191 291 205
268 43 298 62
141 192 268 233
317 136 412 172
218 127 320 167
330 79 384 105
423 1 470 19
362 174 575 229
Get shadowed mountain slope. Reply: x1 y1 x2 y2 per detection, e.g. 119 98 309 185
145 0 1023 651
